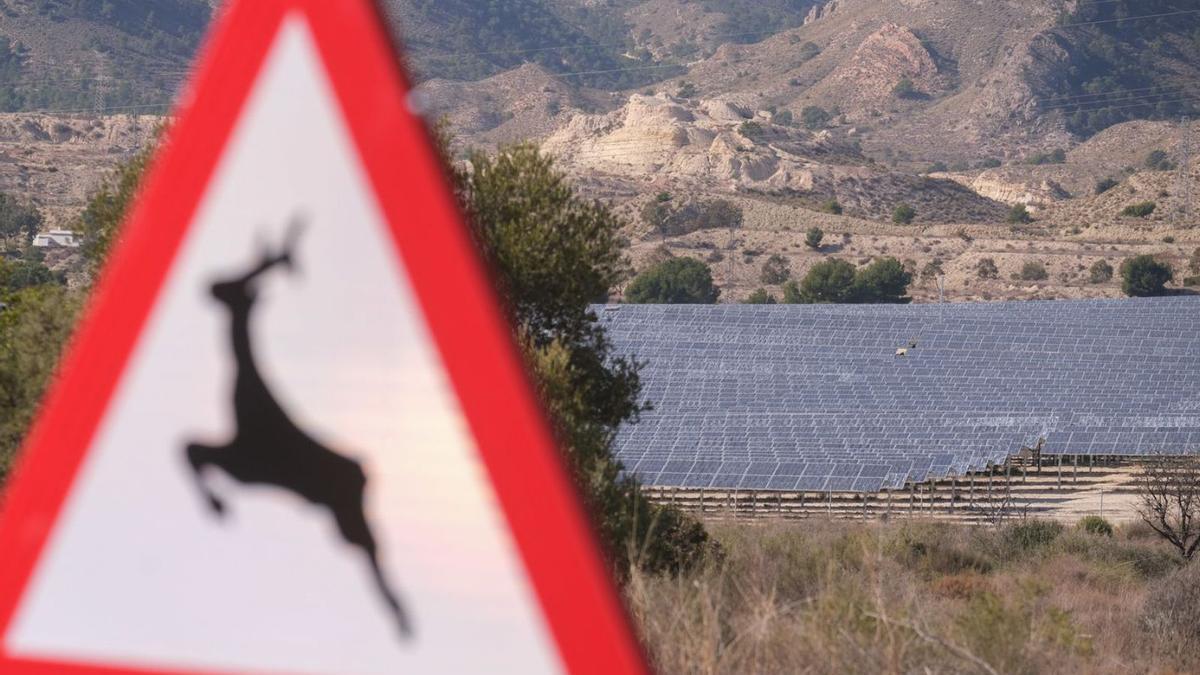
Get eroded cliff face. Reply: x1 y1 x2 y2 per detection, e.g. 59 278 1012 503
938 171 1070 210
542 92 1009 223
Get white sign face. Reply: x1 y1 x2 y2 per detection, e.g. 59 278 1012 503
4 16 561 675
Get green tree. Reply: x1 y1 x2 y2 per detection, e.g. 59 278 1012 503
1120 254 1173 297
893 203 916 225
745 288 777 304
627 257 720 304
0 193 42 251
78 140 156 272
0 285 80 485
805 226 824 250
781 280 802 303
1007 203 1032 224
796 258 856 303
0 258 61 291
760 254 791 284
851 257 912 304
450 142 713 575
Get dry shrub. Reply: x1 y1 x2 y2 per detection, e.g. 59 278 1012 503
1051 530 1180 581
1077 515 1113 537
1140 562 1200 667
974 520 1063 563
628 519 1184 674
889 522 994 577
931 572 992 600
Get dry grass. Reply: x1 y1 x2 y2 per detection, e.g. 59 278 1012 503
628 518 1197 674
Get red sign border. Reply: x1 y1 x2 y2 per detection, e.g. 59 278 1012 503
0 1 648 673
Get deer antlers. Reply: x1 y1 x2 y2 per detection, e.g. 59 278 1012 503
241 218 306 284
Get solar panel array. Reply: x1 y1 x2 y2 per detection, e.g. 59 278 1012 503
598 298 1200 493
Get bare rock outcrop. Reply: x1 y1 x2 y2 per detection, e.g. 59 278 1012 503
813 23 944 106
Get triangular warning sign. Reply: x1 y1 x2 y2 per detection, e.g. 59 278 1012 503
0 2 646 673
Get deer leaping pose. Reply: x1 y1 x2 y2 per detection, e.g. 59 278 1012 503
184 224 413 639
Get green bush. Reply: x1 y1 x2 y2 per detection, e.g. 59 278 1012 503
976 257 999 280
1089 259 1114 284
643 198 744 236
738 120 765 139
801 105 831 130
1007 203 1032 224
781 280 802 304
1018 261 1048 281
805 226 824 250
1078 515 1114 537
760 254 791 284
821 199 843 215
892 76 917 99
0 259 62 292
1145 149 1176 171
1095 177 1119 194
745 288 777 304
1122 201 1157 218
892 203 916 225
1027 148 1067 165
1120 254 1173 297
626 257 720 304
996 520 1063 560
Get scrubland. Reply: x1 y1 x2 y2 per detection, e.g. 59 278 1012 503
629 518 1200 674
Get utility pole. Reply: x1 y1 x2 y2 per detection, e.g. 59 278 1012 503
1181 116 1193 228
93 71 108 117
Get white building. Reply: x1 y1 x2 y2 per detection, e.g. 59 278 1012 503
32 230 81 248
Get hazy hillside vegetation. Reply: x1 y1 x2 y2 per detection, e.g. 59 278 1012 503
1048 0 1200 136
0 0 210 112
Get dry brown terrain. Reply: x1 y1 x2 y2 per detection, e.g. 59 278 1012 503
628 518 1200 675
0 113 158 227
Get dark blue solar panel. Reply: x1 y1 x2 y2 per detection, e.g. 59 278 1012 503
599 297 1200 492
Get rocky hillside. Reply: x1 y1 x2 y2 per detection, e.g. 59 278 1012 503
0 0 1196 307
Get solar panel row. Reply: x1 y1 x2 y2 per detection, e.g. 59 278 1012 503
598 297 1200 492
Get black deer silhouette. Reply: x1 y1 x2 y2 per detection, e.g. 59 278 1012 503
184 225 413 639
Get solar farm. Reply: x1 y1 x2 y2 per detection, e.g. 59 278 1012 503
600 297 1200 516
